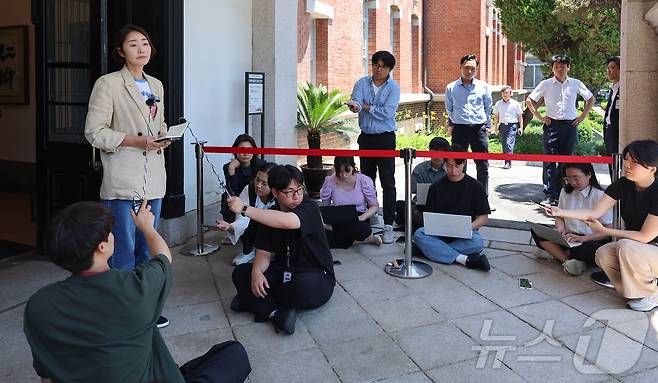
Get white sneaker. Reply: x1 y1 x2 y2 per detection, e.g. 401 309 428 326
627 295 658 312
366 234 383 246
563 259 587 276
382 225 395 244
232 250 255 266
533 248 552 260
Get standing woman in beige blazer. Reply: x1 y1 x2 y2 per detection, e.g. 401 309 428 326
84 24 171 327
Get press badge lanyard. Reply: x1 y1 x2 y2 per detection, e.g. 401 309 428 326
283 231 294 284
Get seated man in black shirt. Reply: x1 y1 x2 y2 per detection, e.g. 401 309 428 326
412 145 491 271
229 165 335 335
23 201 251 383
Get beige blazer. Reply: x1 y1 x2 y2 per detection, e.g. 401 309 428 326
84 66 167 200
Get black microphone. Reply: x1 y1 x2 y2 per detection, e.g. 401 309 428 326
145 95 161 107
178 117 187 124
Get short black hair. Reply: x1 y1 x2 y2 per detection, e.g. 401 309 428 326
460 54 479 66
46 202 115 273
607 56 620 67
112 24 157 64
429 137 450 151
562 163 603 194
258 161 277 174
550 54 571 66
333 156 358 174
623 140 658 170
445 144 467 165
372 51 396 70
268 164 305 191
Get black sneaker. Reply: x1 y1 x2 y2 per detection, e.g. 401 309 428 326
230 295 244 313
591 271 614 289
465 252 490 271
271 308 296 335
156 315 170 329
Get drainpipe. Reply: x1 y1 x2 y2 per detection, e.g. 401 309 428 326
423 68 435 132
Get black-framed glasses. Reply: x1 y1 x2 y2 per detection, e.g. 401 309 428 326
280 187 305 198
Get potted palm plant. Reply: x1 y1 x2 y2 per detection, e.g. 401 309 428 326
296 82 356 197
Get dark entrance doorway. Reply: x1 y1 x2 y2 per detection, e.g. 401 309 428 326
33 0 184 249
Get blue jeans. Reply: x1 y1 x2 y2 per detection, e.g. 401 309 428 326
102 199 162 270
412 227 484 264
499 123 518 165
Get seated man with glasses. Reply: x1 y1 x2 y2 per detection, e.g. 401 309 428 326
227 165 335 335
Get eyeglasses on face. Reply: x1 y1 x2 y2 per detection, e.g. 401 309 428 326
372 64 389 71
280 187 305 198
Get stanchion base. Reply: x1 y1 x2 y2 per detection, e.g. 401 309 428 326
181 243 219 257
384 258 433 279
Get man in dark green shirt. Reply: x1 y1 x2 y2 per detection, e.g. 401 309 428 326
23 201 250 383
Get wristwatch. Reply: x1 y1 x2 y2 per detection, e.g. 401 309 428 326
241 205 249 217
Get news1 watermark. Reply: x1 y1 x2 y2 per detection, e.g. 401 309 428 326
471 309 651 374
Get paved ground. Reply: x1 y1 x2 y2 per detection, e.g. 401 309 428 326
5 161 652 383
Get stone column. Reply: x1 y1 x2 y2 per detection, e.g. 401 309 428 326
252 0 298 164
619 0 658 148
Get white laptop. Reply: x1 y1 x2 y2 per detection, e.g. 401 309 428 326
526 221 582 248
416 183 431 206
154 121 189 142
423 212 472 239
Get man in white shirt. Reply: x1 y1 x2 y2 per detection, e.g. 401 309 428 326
526 54 594 206
604 56 620 176
493 86 524 169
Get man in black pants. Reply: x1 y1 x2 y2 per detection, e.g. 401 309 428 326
229 165 335 335
444 54 493 206
603 56 620 177
347 51 401 244
527 54 594 206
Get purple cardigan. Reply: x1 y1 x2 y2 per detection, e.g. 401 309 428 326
320 173 378 212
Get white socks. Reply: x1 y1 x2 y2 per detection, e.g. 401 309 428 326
455 254 468 265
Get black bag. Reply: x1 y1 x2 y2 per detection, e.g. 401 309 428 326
179 341 251 383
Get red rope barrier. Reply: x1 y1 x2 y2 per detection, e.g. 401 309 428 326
202 146 613 164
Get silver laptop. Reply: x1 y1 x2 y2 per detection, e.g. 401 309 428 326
416 183 431 206
526 221 582 248
423 212 472 239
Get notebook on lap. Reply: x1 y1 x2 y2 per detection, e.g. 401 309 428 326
526 221 582 248
422 212 472 239
320 205 359 225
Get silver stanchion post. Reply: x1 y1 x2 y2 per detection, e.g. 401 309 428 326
590 153 622 287
182 141 219 256
385 148 433 279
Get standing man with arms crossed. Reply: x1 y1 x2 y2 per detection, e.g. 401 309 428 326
526 54 595 206
604 56 621 176
347 51 401 244
445 54 494 206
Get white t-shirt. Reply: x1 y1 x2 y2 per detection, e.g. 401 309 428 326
135 79 154 101
528 77 593 120
372 82 381 96
494 99 523 124
226 184 276 244
558 186 613 234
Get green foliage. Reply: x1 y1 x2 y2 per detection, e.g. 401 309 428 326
496 0 620 89
296 82 355 142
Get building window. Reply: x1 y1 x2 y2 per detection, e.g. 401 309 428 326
363 2 369 76
524 63 544 89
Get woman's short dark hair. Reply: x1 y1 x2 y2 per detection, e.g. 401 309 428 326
372 51 396 70
333 156 358 174
562 163 603 194
445 144 467 165
112 24 157 64
550 54 570 66
46 202 115 273
258 161 277 174
623 140 658 169
460 54 479 66
429 137 450 151
231 134 259 160
268 165 305 191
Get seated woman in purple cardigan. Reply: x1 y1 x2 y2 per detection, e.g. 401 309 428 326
320 156 382 248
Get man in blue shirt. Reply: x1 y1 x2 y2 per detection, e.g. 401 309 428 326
347 51 401 243
445 54 493 199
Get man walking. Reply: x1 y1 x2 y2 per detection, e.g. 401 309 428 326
526 54 594 206
604 56 621 174
347 51 401 243
493 86 524 169
445 54 493 200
